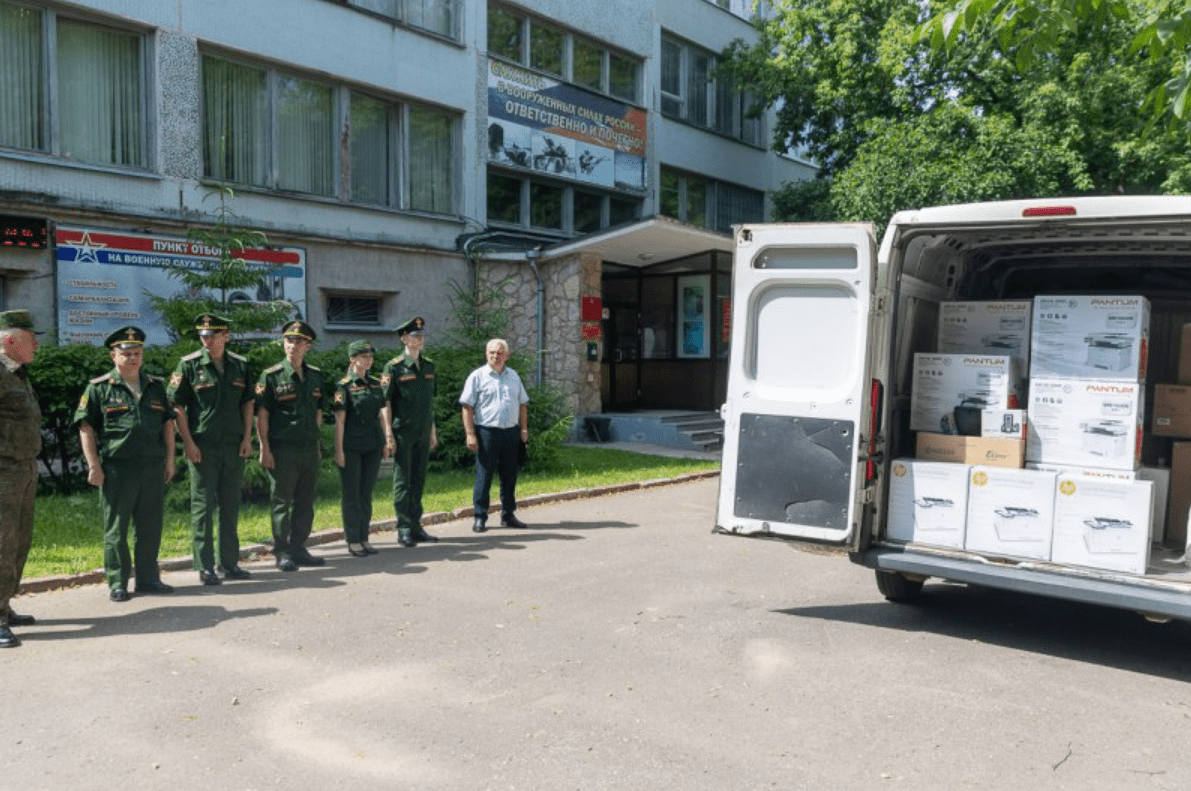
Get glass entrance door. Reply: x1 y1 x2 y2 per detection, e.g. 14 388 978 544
602 303 640 410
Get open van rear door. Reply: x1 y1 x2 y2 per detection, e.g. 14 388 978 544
715 223 878 547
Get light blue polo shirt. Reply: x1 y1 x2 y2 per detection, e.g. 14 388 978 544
459 364 529 428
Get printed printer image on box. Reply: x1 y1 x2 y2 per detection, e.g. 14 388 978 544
1030 295 1149 381
1026 378 1143 471
886 460 970 548
910 354 1017 434
964 467 1056 560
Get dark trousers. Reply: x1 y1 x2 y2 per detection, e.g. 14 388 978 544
392 429 430 534
189 438 245 571
339 447 381 543
268 443 319 559
101 456 165 590
0 458 36 619
472 425 520 521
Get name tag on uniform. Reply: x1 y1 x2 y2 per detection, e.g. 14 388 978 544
399 374 417 382
424 373 435 380
105 404 130 415
149 400 166 412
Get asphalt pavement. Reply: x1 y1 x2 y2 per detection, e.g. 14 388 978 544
5 477 1191 790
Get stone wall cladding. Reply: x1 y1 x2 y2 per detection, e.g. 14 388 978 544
158 32 202 180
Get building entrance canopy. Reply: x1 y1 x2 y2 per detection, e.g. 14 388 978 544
542 215 732 268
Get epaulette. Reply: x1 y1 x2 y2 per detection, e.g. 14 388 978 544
307 364 321 372
265 363 284 374
182 350 203 361
422 354 433 364
227 351 247 362
338 375 351 385
146 374 163 383
390 354 406 366
89 372 113 385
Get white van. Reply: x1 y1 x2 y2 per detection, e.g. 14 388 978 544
714 196 1191 623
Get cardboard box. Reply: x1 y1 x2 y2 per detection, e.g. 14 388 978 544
1151 384 1191 437
910 353 1017 434
964 467 1057 560
982 409 1026 439
1026 462 1137 481
1051 476 1154 575
937 301 1032 392
1167 442 1191 550
886 459 970 548
1026 377 1143 471
916 433 1025 468
1031 295 1149 381
1139 466 1170 544
1178 324 1191 385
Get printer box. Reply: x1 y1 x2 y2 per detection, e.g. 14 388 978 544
1151 384 1191 437
937 301 1032 392
886 459 970 548
982 409 1027 439
1026 377 1143 471
964 467 1057 560
916 433 1025 468
910 353 1017 434
1051 476 1154 575
1030 295 1149 381
1026 462 1167 542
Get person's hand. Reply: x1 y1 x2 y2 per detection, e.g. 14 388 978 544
465 433 477 452
334 449 345 468
260 447 275 470
164 458 176 482
87 466 104 488
238 437 253 459
183 439 202 464
430 425 438 452
520 428 528 442
386 437 397 457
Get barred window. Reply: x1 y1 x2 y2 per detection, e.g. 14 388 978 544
327 294 381 326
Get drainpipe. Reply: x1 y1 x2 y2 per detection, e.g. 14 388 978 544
525 247 545 386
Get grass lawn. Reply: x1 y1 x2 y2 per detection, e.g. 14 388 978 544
29 446 719 579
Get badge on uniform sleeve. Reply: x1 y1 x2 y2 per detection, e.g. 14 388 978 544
169 372 183 388
380 374 391 387
78 393 89 410
255 383 266 396
334 391 345 404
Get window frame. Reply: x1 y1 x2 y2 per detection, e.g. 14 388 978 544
338 0 460 41
325 291 384 328
659 166 764 233
486 166 641 235
660 33 764 147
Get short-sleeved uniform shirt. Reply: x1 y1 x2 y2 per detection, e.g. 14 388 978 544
380 354 436 436
73 370 173 460
458 364 529 429
332 371 385 453
168 348 253 443
0 354 41 462
255 360 328 447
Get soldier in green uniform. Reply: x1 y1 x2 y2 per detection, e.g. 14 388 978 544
0 310 43 647
333 341 389 556
168 314 255 585
256 320 329 571
75 326 176 602
381 317 438 547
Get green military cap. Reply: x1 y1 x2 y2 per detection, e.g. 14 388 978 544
194 313 230 337
348 340 376 357
396 316 425 336
105 325 146 349
0 310 43 334
282 320 316 342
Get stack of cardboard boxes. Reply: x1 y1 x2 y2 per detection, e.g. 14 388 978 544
1150 323 1191 554
889 297 1163 576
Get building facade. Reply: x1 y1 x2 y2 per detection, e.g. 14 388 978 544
0 0 814 415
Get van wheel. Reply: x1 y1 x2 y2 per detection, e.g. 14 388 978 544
875 570 924 602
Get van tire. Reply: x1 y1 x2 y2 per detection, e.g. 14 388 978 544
876 570 924 602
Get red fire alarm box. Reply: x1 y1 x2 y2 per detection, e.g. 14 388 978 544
581 296 602 322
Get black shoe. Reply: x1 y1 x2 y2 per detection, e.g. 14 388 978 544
110 588 131 602
413 529 438 543
347 542 368 557
501 514 528 529
199 569 221 586
361 541 378 555
136 581 175 595
398 532 416 547
0 625 19 648
472 517 487 533
220 565 252 580
292 550 326 567
7 612 34 627
276 556 298 572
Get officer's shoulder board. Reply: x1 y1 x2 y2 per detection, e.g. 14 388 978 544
306 364 321 372
89 372 113 385
181 350 203 361
338 375 351 385
390 354 406 366
421 354 433 365
264 362 284 374
146 374 163 384
227 350 247 364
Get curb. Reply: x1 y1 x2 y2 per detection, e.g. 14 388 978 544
19 469 721 596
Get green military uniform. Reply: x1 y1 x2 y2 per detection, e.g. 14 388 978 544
0 311 42 637
72 328 173 594
332 341 385 546
381 317 436 544
256 322 328 565
168 314 254 578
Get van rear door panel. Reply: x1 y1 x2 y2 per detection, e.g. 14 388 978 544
716 224 878 546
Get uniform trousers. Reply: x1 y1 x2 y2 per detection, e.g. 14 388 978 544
267 442 319 559
0 458 36 620
392 430 431 534
101 456 166 590
473 425 520 521
339 447 381 543
190 437 245 571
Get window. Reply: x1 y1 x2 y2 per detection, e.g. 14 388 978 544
660 34 764 146
487 173 522 224
327 294 381 326
0 3 147 168
488 4 641 104
660 166 764 233
488 167 641 234
345 0 458 38
203 54 458 213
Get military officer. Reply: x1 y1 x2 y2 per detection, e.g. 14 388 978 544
75 326 176 602
0 311 42 647
256 320 329 571
168 314 255 585
381 317 438 547
333 341 389 556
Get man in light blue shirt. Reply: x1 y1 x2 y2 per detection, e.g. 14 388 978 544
459 338 529 532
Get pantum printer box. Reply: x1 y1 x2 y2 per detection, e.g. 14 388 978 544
937 301 1032 392
964 467 1057 561
1051 475 1154 575
1030 295 1149 381
910 353 1017 434
1026 377 1143 471
886 459 970 549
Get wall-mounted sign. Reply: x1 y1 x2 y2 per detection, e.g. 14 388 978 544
0 215 47 249
677 274 709 359
581 295 603 322
487 59 647 191
54 227 305 346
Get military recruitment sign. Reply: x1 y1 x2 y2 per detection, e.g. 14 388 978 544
54 226 306 345
487 59 647 191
